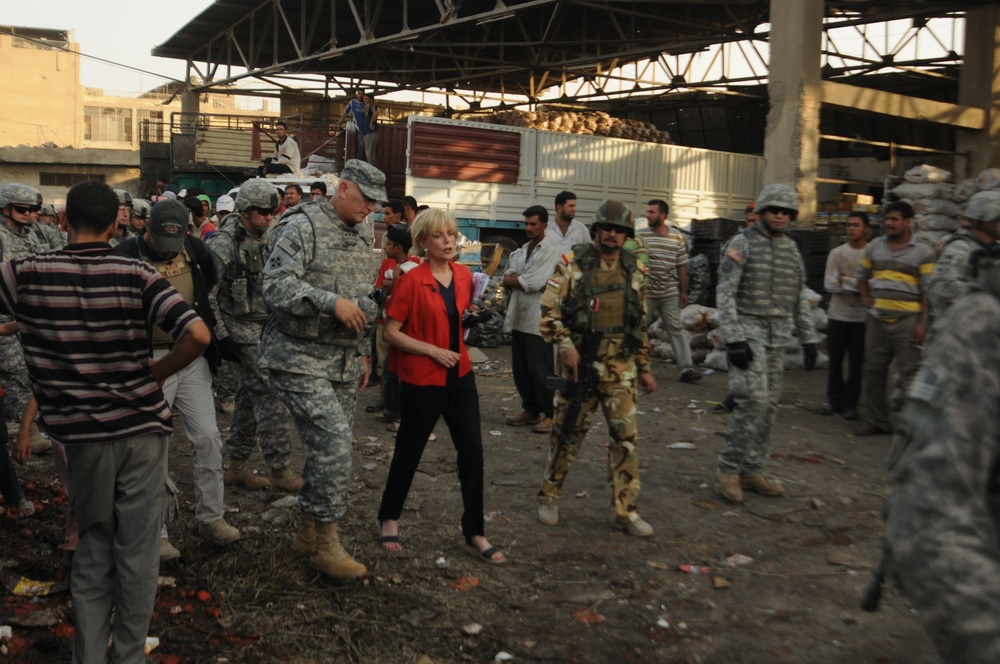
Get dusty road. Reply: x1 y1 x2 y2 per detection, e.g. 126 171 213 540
3 347 935 663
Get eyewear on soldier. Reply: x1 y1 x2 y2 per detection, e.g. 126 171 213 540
11 205 41 215
249 206 279 217
763 207 796 217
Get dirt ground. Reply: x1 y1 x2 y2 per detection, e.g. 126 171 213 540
1 346 938 664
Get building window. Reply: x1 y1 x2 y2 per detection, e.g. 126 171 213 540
84 107 133 143
40 173 106 187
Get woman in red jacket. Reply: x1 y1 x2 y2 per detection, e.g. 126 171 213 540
377 209 505 564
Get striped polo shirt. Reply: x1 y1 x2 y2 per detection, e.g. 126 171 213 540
856 234 935 322
638 226 689 299
0 243 201 445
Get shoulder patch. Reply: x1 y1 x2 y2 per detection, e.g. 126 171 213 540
721 261 734 274
725 247 744 263
275 236 301 257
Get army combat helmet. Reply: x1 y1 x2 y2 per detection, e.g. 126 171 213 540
754 183 799 218
236 179 281 212
592 199 636 238
964 190 1000 241
0 183 43 209
132 198 151 220
114 189 133 208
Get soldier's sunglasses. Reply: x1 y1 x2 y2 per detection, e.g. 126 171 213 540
595 223 627 234
11 205 41 214
764 207 795 216
250 206 278 217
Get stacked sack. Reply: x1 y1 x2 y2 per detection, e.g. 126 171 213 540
888 164 961 247
473 109 672 144
657 289 828 372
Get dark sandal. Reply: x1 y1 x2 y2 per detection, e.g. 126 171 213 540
466 543 506 565
365 402 386 413
378 535 402 551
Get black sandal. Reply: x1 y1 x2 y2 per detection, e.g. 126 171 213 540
365 402 386 413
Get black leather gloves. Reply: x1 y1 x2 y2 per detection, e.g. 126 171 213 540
726 341 754 370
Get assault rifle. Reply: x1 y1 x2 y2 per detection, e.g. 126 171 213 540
545 331 604 450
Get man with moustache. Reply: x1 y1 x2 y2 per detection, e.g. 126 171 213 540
545 191 590 255
503 205 560 434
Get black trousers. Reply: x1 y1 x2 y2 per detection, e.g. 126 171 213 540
510 330 555 418
377 370 485 539
826 318 866 411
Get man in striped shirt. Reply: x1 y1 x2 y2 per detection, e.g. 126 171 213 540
855 201 934 436
0 180 210 663
640 199 700 383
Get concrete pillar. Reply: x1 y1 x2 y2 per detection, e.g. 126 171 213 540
762 0 824 227
957 5 1000 176
180 61 200 119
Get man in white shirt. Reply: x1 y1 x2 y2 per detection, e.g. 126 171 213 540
545 191 590 255
503 205 560 433
822 212 869 420
258 121 301 176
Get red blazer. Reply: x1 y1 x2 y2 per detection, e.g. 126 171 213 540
386 261 473 386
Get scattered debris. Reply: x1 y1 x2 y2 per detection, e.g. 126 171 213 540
494 651 515 662
646 560 670 571
712 577 731 589
571 609 604 624
451 576 480 591
725 554 754 567
666 442 696 450
436 557 449 568
677 564 710 574
463 622 483 635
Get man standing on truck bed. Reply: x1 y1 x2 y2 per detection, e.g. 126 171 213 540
343 89 371 164
545 191 590 256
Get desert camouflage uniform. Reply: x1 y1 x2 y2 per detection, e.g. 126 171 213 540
0 222 43 417
258 200 376 521
929 228 991 325
208 212 297 470
884 256 1000 663
716 223 819 475
537 242 651 519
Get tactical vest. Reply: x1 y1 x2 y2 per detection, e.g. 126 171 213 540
560 243 644 355
142 248 196 348
734 227 803 317
216 216 268 321
269 201 377 347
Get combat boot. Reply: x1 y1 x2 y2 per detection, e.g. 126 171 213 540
308 521 366 581
715 471 744 504
29 423 52 455
740 475 787 497
292 515 316 555
537 497 559 525
270 466 304 493
225 459 270 490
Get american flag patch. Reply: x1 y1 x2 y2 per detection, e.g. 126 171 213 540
276 237 301 256
725 247 744 263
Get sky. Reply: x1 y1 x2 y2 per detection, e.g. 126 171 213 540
5 0 215 95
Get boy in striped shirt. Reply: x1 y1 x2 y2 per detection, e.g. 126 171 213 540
0 180 210 663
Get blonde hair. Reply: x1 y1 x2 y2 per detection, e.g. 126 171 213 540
409 208 458 257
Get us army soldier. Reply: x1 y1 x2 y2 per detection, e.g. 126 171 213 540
885 244 1000 663
928 189 1000 323
0 183 48 446
536 200 657 538
259 160 384 581
714 183 820 504
207 180 302 493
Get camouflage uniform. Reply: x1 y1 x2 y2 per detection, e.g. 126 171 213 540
537 237 652 521
258 198 377 521
716 215 819 476
0 184 45 417
884 252 1000 663
928 190 1000 324
207 211 296 470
